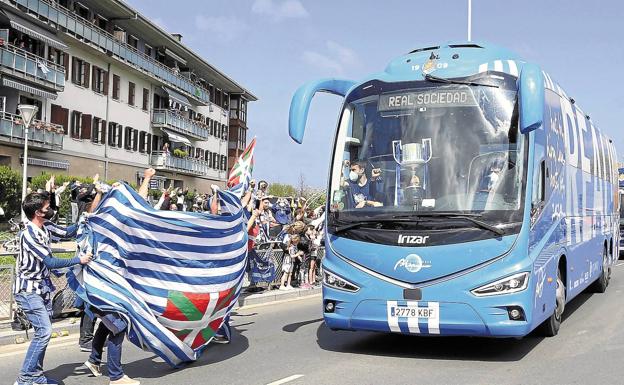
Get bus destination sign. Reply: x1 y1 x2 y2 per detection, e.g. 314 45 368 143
378 88 478 111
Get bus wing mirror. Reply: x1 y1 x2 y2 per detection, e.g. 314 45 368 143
289 78 356 144
518 63 545 134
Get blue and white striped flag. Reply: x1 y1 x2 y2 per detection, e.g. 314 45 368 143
68 183 247 367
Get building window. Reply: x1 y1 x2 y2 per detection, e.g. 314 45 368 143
70 111 82 139
50 104 69 134
112 74 120 100
212 153 219 169
128 82 135 106
139 132 151 153
127 35 138 49
71 57 90 88
240 99 247 123
142 88 149 111
220 155 227 171
124 126 135 150
91 117 101 144
144 44 153 57
91 66 108 94
108 122 122 148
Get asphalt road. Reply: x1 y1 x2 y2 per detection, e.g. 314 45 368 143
2 262 624 385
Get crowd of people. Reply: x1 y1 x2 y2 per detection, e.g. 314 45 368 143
11 169 326 385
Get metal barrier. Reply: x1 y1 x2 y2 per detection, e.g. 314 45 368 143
0 265 14 321
253 242 324 289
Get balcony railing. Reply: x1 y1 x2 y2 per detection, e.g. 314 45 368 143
152 109 209 140
0 44 65 90
0 112 64 150
151 151 222 176
8 0 211 104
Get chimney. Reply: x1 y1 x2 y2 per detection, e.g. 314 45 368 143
171 33 183 42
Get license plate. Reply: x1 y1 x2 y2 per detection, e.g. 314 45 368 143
390 306 436 318
387 301 440 334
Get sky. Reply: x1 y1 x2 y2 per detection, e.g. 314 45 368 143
125 0 624 188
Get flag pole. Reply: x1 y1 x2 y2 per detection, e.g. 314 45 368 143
467 0 472 41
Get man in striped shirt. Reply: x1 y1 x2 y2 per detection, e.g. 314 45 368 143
13 193 92 385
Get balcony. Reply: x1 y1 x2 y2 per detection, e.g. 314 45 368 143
152 109 209 140
8 0 211 104
150 151 213 176
0 44 65 91
0 112 64 150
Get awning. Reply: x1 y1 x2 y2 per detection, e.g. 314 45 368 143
2 77 57 99
161 86 191 108
162 129 192 146
0 10 68 50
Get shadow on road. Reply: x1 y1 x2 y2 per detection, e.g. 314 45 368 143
45 326 250 382
315 285 597 362
282 318 324 333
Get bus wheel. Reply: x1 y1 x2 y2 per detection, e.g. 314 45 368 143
539 268 565 337
590 247 610 293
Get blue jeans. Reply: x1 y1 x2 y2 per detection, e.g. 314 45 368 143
14 292 52 384
88 317 125 381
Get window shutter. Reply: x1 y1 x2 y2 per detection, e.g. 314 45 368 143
81 114 92 140
83 62 91 88
117 125 123 148
124 127 130 149
133 130 138 151
71 57 77 84
63 53 70 81
91 66 97 92
100 120 106 144
103 70 109 95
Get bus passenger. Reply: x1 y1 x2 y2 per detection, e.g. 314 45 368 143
342 160 384 208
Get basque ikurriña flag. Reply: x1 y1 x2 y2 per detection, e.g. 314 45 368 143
227 137 256 198
67 183 247 367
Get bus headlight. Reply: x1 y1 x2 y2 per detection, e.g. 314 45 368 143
323 270 359 292
471 272 529 297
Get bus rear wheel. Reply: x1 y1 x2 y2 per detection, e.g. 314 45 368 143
590 247 610 293
539 268 565 337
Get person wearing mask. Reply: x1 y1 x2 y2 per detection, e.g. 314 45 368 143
13 193 92 385
343 160 384 208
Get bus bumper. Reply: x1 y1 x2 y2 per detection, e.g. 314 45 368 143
322 259 540 338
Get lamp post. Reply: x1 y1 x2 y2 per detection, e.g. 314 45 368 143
18 104 39 220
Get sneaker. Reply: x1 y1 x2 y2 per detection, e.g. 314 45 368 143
110 375 140 385
33 377 60 384
279 285 288 291
212 334 230 344
79 341 92 352
285 285 295 290
84 360 102 377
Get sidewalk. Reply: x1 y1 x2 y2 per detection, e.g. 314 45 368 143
0 286 321 346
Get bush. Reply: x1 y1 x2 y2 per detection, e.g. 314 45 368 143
0 166 22 219
173 149 188 158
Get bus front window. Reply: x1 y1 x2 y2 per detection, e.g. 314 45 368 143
328 75 527 231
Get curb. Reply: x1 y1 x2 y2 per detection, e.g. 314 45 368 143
0 287 321 347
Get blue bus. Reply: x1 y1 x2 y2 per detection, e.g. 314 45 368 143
289 42 620 337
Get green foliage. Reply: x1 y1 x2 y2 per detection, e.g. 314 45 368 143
173 149 188 158
268 183 297 197
29 173 93 222
0 166 21 219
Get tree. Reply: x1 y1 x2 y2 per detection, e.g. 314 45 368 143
0 166 22 219
268 183 297 197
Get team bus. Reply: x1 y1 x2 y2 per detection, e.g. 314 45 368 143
289 42 620 337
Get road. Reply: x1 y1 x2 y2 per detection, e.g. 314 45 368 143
2 263 624 385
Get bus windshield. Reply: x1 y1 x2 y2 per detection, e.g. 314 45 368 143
328 74 527 229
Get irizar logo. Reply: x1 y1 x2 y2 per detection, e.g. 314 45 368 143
398 234 429 245
394 254 431 273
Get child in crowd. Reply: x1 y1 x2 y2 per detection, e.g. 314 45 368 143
280 234 303 290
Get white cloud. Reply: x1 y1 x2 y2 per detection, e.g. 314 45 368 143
252 0 309 21
194 15 249 43
302 40 357 75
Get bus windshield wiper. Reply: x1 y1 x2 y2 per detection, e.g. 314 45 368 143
333 218 417 234
424 73 499 88
391 212 505 236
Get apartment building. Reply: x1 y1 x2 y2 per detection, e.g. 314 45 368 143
0 0 256 192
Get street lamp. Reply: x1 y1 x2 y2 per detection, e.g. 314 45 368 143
18 104 39 220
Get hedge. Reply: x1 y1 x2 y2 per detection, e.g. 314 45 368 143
0 166 22 219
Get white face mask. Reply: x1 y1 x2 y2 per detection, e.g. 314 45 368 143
349 171 359 182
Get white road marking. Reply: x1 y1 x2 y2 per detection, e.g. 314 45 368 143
615 262 624 267
267 374 304 385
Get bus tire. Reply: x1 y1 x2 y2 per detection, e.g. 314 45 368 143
539 267 565 337
590 246 610 293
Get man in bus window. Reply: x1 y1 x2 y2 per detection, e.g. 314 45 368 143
342 160 384 208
